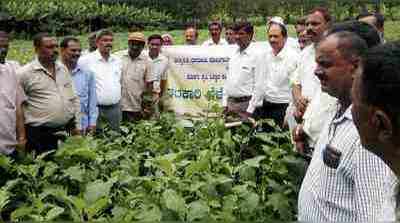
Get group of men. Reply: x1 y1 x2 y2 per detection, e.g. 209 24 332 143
2 7 400 221
219 8 400 222
0 29 171 155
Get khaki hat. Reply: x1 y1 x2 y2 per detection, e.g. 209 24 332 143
128 32 145 42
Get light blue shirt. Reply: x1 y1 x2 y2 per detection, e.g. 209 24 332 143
71 66 98 130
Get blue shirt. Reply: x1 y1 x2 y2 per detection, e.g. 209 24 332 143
71 66 98 130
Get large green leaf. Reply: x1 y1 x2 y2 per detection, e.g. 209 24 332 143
84 179 114 205
0 189 10 210
44 205 64 221
162 189 186 215
187 200 210 221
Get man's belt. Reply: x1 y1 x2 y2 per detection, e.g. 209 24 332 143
228 96 251 103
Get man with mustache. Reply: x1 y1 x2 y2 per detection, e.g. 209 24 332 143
60 37 98 135
298 30 397 222
18 33 81 153
290 7 331 158
202 21 228 46
223 21 263 120
120 32 152 122
184 26 198 45
79 29 122 132
254 21 299 127
224 24 236 45
0 31 26 157
294 17 311 50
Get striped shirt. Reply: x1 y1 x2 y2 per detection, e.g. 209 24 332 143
298 105 398 222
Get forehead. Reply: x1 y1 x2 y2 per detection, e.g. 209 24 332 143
0 36 9 43
185 28 196 35
66 40 81 48
268 24 283 35
359 16 377 27
149 38 162 44
209 24 221 30
41 37 57 45
307 11 326 23
97 35 113 41
317 36 339 56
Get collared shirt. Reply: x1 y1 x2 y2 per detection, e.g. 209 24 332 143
17 59 81 129
223 43 263 113
298 105 398 222
202 38 228 46
302 91 338 147
120 51 152 112
78 50 122 106
292 44 320 100
148 53 169 93
262 42 299 104
71 66 98 130
0 62 26 154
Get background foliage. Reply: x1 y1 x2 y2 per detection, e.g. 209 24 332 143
2 0 400 37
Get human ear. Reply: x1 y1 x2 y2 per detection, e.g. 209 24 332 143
372 109 393 142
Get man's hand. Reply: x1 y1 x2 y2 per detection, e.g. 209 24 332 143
71 128 82 136
292 124 306 155
87 125 96 135
16 137 27 152
294 96 309 114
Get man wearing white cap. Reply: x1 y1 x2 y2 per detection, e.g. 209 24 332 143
254 20 300 128
268 16 300 52
120 32 152 122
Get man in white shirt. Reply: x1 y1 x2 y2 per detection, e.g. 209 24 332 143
254 21 299 127
289 7 331 157
202 21 228 46
147 34 169 115
222 21 262 120
79 29 122 132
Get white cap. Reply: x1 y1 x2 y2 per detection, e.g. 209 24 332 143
269 16 285 26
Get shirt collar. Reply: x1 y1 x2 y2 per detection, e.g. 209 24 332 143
94 49 116 62
31 59 65 73
236 42 253 55
333 104 353 124
272 41 290 59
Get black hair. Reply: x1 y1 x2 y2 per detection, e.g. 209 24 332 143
295 16 306 26
60 36 80 48
147 34 163 43
327 21 381 49
185 25 198 37
33 32 52 48
233 21 253 34
309 7 332 24
267 22 288 38
208 21 222 30
361 42 400 125
96 29 113 41
357 12 384 29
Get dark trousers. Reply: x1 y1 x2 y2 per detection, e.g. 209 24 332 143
254 100 289 128
98 103 122 132
25 125 65 153
122 111 143 122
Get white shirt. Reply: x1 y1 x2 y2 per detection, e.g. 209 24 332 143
78 50 122 106
262 42 299 104
286 37 301 53
149 53 169 93
292 44 320 100
222 43 263 113
202 38 228 46
303 91 338 147
298 105 398 222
